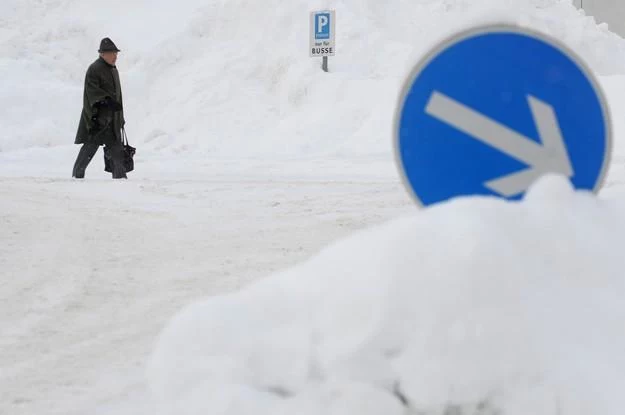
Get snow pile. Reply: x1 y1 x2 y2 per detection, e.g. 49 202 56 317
1 0 625 155
147 175 625 415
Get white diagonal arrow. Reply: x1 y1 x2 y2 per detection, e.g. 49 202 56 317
425 91 574 197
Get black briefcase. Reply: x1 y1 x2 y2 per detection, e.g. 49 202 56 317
104 128 135 173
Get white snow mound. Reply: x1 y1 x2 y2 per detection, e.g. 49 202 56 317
147 175 625 415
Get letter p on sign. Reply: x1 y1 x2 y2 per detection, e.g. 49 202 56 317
315 13 331 40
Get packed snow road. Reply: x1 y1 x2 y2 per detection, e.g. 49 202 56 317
0 149 414 415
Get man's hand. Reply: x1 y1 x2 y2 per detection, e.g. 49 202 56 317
90 115 101 132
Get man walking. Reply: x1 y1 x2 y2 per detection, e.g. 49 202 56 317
73 37 127 179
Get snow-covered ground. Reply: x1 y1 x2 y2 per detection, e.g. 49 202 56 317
0 154 415 415
3 0 625 414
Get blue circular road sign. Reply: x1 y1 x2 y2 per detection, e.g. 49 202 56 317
395 25 612 207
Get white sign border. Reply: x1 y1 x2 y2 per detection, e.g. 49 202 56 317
392 24 613 207
309 10 336 57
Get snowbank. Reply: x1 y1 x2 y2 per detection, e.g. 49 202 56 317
147 175 625 415
1 0 625 155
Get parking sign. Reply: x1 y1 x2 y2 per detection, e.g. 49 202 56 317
310 10 335 57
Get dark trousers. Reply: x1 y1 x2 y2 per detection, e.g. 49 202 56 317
72 142 127 179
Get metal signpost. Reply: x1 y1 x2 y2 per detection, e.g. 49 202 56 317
395 25 612 207
310 10 336 72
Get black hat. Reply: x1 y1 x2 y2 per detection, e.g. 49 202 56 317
98 37 120 53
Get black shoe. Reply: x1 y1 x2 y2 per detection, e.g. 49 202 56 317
72 168 85 178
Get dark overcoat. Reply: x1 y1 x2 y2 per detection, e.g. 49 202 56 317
75 57 125 145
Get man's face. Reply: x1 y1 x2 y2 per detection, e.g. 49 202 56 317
101 51 118 66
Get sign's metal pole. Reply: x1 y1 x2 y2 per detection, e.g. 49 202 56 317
322 56 328 72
